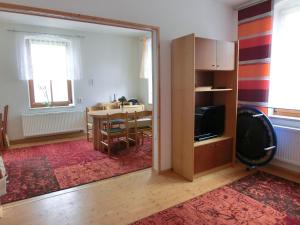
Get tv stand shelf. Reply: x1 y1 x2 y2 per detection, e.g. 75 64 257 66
194 136 232 147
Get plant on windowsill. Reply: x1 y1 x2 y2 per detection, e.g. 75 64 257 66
39 84 51 107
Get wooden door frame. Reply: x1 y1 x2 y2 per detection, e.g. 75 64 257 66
0 2 161 172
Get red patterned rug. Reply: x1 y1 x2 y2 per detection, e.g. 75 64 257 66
1 138 152 204
132 172 300 225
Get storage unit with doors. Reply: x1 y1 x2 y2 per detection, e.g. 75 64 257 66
171 33 237 181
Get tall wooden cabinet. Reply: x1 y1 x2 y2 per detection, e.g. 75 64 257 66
171 34 237 181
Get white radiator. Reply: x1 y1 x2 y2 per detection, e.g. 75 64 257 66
273 125 300 167
22 111 85 137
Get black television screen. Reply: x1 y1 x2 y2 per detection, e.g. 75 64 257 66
194 105 225 141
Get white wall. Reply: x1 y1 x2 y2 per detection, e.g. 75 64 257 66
0 22 144 140
0 0 237 170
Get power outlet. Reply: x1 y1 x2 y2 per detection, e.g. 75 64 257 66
88 78 94 87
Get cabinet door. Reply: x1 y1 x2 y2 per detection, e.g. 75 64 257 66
216 41 235 71
195 38 217 70
194 144 216 173
215 139 233 166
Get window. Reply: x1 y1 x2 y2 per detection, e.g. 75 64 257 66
269 0 300 117
27 38 73 108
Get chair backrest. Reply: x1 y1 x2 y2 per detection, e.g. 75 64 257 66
2 105 8 134
127 112 138 129
143 110 152 118
105 112 127 121
135 110 152 119
103 113 128 132
86 105 107 123
106 102 120 110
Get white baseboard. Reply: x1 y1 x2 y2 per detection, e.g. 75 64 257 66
271 159 300 173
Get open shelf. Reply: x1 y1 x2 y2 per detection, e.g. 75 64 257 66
194 136 232 148
195 87 233 92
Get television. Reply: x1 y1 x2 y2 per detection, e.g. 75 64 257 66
194 105 225 141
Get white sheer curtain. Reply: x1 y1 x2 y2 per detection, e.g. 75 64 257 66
269 0 300 110
67 37 82 81
139 36 153 104
140 36 152 79
16 34 82 81
15 33 32 80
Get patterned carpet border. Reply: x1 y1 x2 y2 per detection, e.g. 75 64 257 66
132 171 300 225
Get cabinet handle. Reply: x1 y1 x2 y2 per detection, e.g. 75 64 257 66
217 65 220 68
212 65 215 67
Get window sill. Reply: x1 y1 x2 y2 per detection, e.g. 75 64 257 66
29 105 75 110
269 114 300 130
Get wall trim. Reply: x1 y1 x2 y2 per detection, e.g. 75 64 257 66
9 131 85 146
270 159 300 174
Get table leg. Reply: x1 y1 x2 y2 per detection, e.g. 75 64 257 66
93 117 100 150
99 118 103 151
0 114 3 150
0 204 2 218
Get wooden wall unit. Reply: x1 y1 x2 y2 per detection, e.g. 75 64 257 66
171 34 237 181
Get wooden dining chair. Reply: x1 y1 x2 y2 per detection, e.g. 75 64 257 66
100 113 129 156
136 110 152 145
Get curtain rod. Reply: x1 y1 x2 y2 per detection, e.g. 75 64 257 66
235 0 269 10
6 29 85 39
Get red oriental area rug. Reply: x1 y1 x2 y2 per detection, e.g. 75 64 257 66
1 138 152 204
132 172 300 225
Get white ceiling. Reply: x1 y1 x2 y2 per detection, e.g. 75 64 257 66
0 11 149 37
217 0 250 7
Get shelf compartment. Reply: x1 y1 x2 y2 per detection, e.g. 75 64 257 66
194 87 233 92
194 136 232 147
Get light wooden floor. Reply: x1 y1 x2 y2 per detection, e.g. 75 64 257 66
1 163 299 225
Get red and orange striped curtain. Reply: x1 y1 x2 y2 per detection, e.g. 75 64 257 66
238 0 273 115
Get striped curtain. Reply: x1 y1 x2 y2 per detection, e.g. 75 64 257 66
238 0 273 115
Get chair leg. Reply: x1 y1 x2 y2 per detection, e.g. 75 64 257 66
142 131 144 145
126 133 129 150
135 130 138 150
0 131 4 150
108 136 111 156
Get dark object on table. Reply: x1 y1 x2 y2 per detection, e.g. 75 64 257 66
118 96 127 107
236 106 277 167
194 105 225 142
128 99 139 105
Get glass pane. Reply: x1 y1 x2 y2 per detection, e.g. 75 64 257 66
52 80 69 102
30 42 68 80
270 9 300 110
33 80 51 104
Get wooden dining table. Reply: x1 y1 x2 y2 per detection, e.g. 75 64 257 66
88 107 145 150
